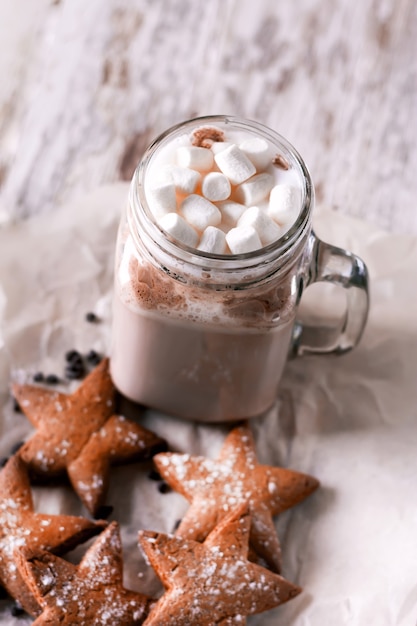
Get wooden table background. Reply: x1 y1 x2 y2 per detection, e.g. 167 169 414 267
0 0 416 234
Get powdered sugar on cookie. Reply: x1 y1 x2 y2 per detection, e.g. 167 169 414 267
12 358 166 516
138 505 301 625
154 423 319 573
16 522 154 625
0 455 105 617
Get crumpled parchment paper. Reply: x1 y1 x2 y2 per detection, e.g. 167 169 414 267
0 183 416 625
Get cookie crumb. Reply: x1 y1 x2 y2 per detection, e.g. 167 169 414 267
272 153 290 170
191 126 225 148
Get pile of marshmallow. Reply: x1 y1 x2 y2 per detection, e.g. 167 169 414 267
145 126 302 255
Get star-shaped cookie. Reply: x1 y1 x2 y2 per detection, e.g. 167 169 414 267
0 455 106 616
138 504 301 625
154 423 319 572
17 521 154 625
12 358 166 516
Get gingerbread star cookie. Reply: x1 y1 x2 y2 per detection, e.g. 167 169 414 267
154 423 319 572
12 358 166 516
0 455 106 616
138 504 301 625
17 521 154 625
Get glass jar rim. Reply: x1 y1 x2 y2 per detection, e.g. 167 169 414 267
129 115 314 277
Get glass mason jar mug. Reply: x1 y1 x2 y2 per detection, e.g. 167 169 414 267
110 116 369 422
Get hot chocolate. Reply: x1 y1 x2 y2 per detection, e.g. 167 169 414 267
111 243 300 421
110 116 369 422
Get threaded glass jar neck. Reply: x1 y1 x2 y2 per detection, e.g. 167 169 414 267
128 115 314 289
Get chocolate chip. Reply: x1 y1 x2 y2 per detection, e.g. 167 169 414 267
0 457 9 467
147 469 162 481
173 518 182 531
94 505 113 520
65 358 86 379
86 350 102 366
10 441 24 455
65 350 83 364
13 398 22 413
45 374 60 385
11 602 25 617
158 481 172 494
65 366 85 380
33 371 44 383
64 350 86 379
85 312 99 323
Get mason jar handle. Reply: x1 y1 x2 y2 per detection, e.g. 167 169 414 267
291 232 370 356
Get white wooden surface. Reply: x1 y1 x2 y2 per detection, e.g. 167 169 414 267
0 0 416 234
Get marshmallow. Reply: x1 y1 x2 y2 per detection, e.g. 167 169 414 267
239 137 271 171
214 144 256 185
234 172 274 206
238 206 283 245
147 182 177 218
202 172 231 202
151 134 192 171
217 201 247 227
268 185 302 226
146 124 304 255
197 226 227 254
226 225 262 254
180 194 221 232
158 212 199 248
210 141 232 154
176 146 214 171
160 165 200 195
